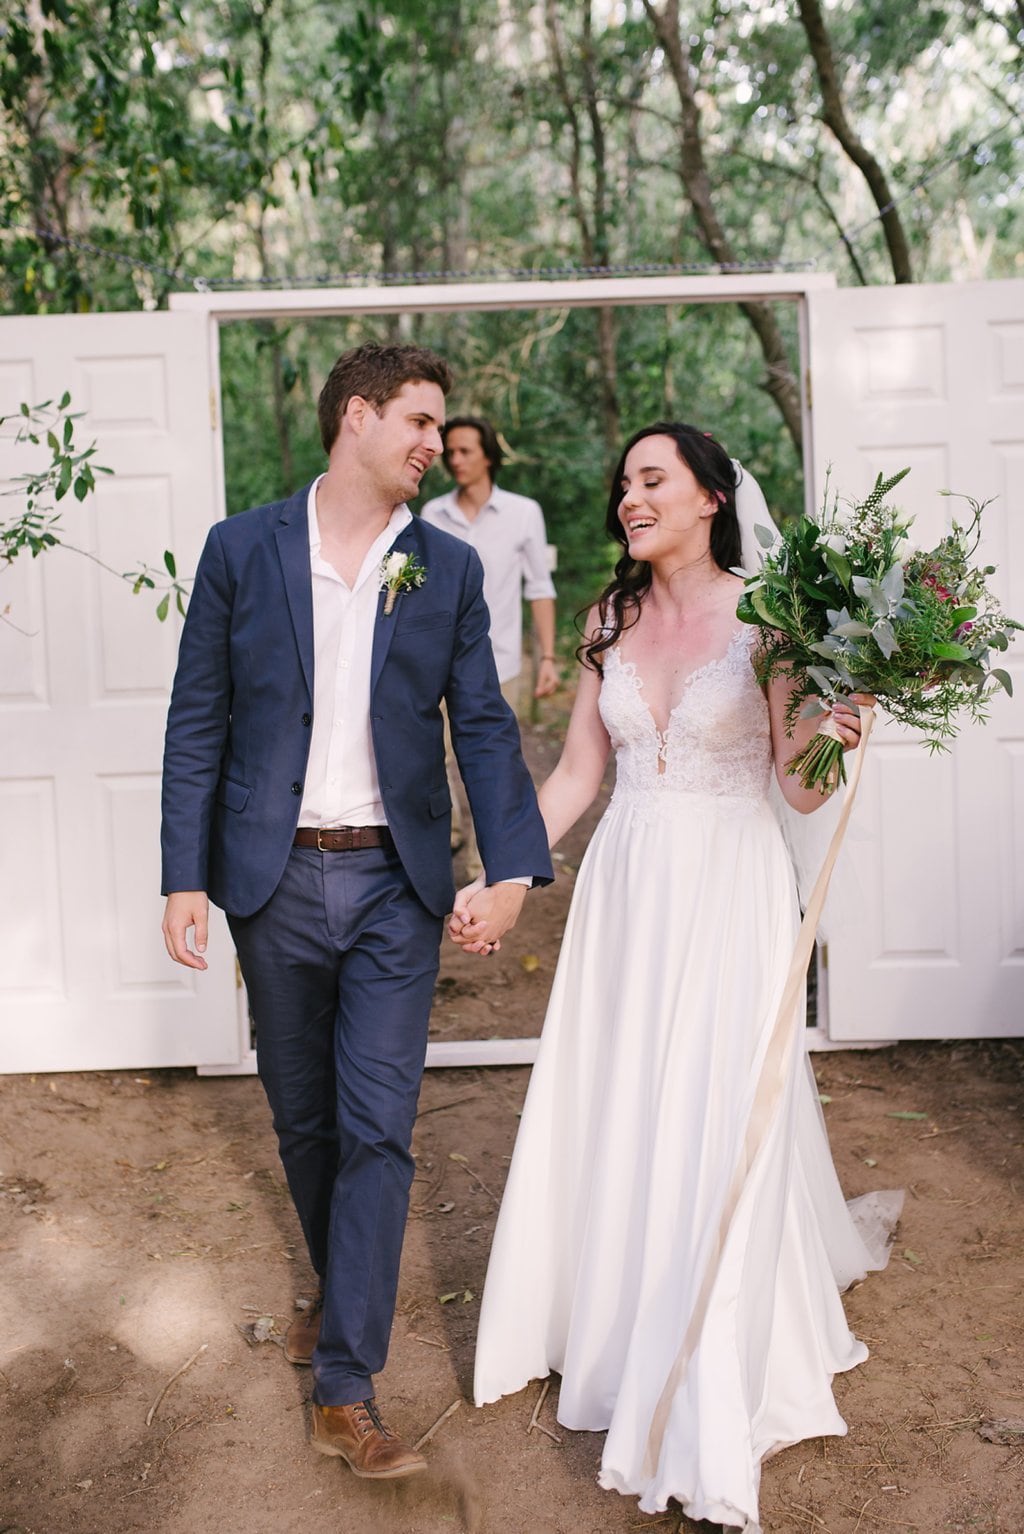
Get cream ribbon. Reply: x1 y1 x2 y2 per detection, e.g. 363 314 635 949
642 706 876 1478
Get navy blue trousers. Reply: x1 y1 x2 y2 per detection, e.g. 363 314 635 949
228 843 442 1405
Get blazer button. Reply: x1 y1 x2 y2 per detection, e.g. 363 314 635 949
301 713 311 726
291 782 302 795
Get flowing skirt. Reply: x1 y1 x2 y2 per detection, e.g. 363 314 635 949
474 788 897 1532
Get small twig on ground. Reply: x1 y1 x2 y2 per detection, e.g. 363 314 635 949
416 1095 480 1118
781 1501 833 1531
81 1375 129 1398
852 1496 874 1534
414 1397 461 1451
527 1378 549 1433
411 1334 450 1350
145 1344 207 1427
910 1415 981 1431
449 1153 500 1204
526 1378 562 1444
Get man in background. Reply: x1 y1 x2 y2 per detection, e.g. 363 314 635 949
420 416 558 873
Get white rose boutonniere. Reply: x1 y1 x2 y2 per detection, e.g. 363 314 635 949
379 550 427 616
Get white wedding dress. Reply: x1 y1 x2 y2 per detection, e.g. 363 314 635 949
473 626 900 1533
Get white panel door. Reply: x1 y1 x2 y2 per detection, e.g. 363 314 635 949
808 280 1024 1040
0 313 240 1071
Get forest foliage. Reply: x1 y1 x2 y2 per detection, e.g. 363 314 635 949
2 0 1021 623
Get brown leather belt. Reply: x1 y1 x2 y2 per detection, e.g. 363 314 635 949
294 826 394 852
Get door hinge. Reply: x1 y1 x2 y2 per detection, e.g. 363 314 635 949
804 367 813 411
209 388 219 432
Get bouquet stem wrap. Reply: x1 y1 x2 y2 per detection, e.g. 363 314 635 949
644 705 875 1475
790 710 847 793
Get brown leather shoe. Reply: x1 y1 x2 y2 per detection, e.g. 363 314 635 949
311 1399 426 1479
283 1293 323 1365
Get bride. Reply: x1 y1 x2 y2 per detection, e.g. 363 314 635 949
451 423 898 1533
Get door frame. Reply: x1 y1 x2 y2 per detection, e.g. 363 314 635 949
170 271 850 1068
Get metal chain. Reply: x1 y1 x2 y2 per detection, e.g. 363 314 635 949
0 118 1014 294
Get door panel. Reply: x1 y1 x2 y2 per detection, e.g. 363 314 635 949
808 280 1024 1039
0 313 239 1071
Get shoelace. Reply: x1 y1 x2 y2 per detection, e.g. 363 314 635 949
354 1399 394 1439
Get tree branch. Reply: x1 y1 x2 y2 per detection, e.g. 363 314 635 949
642 0 804 452
795 0 914 282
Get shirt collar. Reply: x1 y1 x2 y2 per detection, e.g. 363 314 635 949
306 475 413 559
437 483 502 520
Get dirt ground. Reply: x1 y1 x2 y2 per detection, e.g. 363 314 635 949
2 706 1023 1534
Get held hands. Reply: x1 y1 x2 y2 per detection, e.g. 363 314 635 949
447 876 527 957
162 891 210 970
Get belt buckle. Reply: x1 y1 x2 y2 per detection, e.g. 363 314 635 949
316 827 329 852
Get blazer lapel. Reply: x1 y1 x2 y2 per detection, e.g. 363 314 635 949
370 521 420 694
274 485 315 699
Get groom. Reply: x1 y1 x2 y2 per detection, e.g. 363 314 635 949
160 343 552 1478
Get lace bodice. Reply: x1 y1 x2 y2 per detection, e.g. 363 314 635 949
599 627 771 804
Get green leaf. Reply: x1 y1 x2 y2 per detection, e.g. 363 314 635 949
930 642 971 660
163 549 177 577
73 475 89 501
823 547 852 589
750 587 778 628
991 668 1013 697
56 458 73 499
156 593 170 622
58 390 71 409
754 522 776 548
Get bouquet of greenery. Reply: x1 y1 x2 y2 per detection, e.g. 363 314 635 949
736 468 1020 793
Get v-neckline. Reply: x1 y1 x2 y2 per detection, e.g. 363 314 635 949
611 626 750 742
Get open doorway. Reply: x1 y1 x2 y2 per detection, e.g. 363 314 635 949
170 271 837 1067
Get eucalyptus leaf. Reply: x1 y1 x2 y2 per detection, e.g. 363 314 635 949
806 664 839 694
991 668 1013 696
872 619 898 659
832 620 873 638
754 523 776 549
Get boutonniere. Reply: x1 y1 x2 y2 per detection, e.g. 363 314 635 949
379 549 427 615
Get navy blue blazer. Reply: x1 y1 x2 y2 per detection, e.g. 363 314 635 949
160 485 553 918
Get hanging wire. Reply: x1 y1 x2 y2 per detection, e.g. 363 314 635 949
0 221 817 289
0 117 1016 295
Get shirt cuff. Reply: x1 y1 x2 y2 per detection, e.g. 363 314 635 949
491 875 533 888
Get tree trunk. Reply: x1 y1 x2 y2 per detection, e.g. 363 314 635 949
795 0 914 283
544 0 620 458
643 0 804 452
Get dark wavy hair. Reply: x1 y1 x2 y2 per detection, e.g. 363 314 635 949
441 416 504 480
580 422 741 671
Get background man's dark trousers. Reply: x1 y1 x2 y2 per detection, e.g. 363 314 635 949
228 839 441 1406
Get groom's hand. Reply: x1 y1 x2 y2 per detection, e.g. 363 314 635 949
448 881 527 956
162 891 210 970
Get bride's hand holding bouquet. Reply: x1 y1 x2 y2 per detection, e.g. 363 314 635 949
736 468 1020 793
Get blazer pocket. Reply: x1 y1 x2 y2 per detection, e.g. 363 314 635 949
428 786 452 818
217 776 251 813
397 609 453 634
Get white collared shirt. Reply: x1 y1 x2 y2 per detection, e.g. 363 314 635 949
419 484 555 683
297 478 411 828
